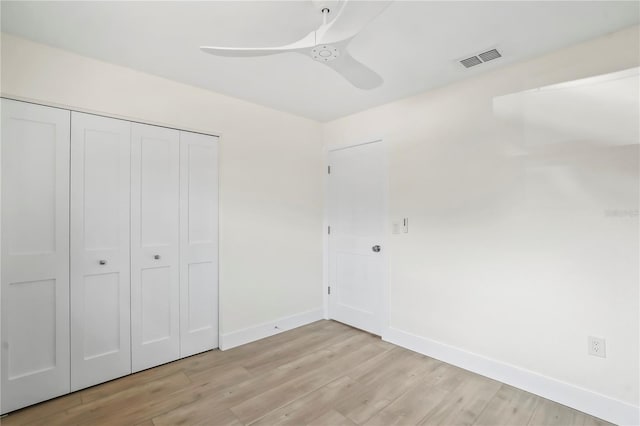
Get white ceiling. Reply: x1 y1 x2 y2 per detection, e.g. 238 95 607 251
2 1 638 122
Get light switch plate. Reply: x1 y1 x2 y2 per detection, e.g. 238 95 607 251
402 218 409 233
392 221 401 234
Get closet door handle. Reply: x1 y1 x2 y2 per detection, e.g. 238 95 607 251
154 255 161 260
99 260 107 265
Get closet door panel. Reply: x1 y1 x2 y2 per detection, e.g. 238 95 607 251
131 123 180 372
180 132 219 357
1 99 71 414
70 112 131 391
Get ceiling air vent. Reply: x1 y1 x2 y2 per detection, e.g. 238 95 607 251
460 56 482 68
459 48 502 68
478 49 502 62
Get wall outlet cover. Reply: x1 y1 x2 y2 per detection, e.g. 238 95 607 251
588 336 606 358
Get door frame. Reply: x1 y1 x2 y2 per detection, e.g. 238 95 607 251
323 137 390 336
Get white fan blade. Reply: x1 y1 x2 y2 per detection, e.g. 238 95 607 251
201 30 315 57
318 0 393 45
325 50 383 89
200 46 294 57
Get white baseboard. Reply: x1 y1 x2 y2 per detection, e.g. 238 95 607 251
383 327 639 426
219 309 324 351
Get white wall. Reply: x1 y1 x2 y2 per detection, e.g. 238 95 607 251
0 33 324 338
324 25 639 423
2 23 639 424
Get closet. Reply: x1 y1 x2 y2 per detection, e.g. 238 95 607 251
0 98 219 414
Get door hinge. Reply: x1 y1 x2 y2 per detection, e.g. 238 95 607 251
328 165 331 174
328 226 331 235
328 286 331 295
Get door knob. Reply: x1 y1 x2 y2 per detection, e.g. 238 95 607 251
99 260 107 265
154 255 161 260
372 245 381 253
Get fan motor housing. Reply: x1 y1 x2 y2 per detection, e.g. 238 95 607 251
311 45 339 62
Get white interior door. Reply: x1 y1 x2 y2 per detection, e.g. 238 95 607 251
179 131 219 357
131 123 180 372
1 99 71 413
70 112 131 391
328 141 387 335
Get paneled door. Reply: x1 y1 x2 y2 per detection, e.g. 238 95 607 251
328 141 387 335
70 112 131 391
1 99 71 413
131 123 180 372
179 131 219 357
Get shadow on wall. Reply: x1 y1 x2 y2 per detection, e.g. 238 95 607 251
492 67 639 216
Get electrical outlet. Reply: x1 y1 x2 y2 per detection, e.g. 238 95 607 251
588 336 606 358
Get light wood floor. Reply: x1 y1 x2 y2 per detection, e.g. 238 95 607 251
1 320 611 426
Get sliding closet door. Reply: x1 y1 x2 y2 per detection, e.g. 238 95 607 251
179 132 219 357
70 112 131 391
1 99 70 413
131 123 180 372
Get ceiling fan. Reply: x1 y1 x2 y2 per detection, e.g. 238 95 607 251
200 0 392 90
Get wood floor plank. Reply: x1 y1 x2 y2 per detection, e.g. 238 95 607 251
582 415 615 426
183 321 350 378
527 398 613 426
1 320 610 426
241 325 362 377
363 378 449 426
145 346 333 424
143 365 252 423
363 360 478 426
418 373 502 425
186 366 253 389
307 409 357 426
152 402 239 426
0 393 83 426
147 332 380 426
134 421 155 426
420 362 476 390
93 384 204 426
335 349 440 424
25 371 192 426
84 379 211 426
78 353 206 404
181 321 338 373
230 341 392 424
345 343 407 382
474 384 540 426
250 376 366 426
193 417 244 426
221 332 376 407
209 326 359 383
